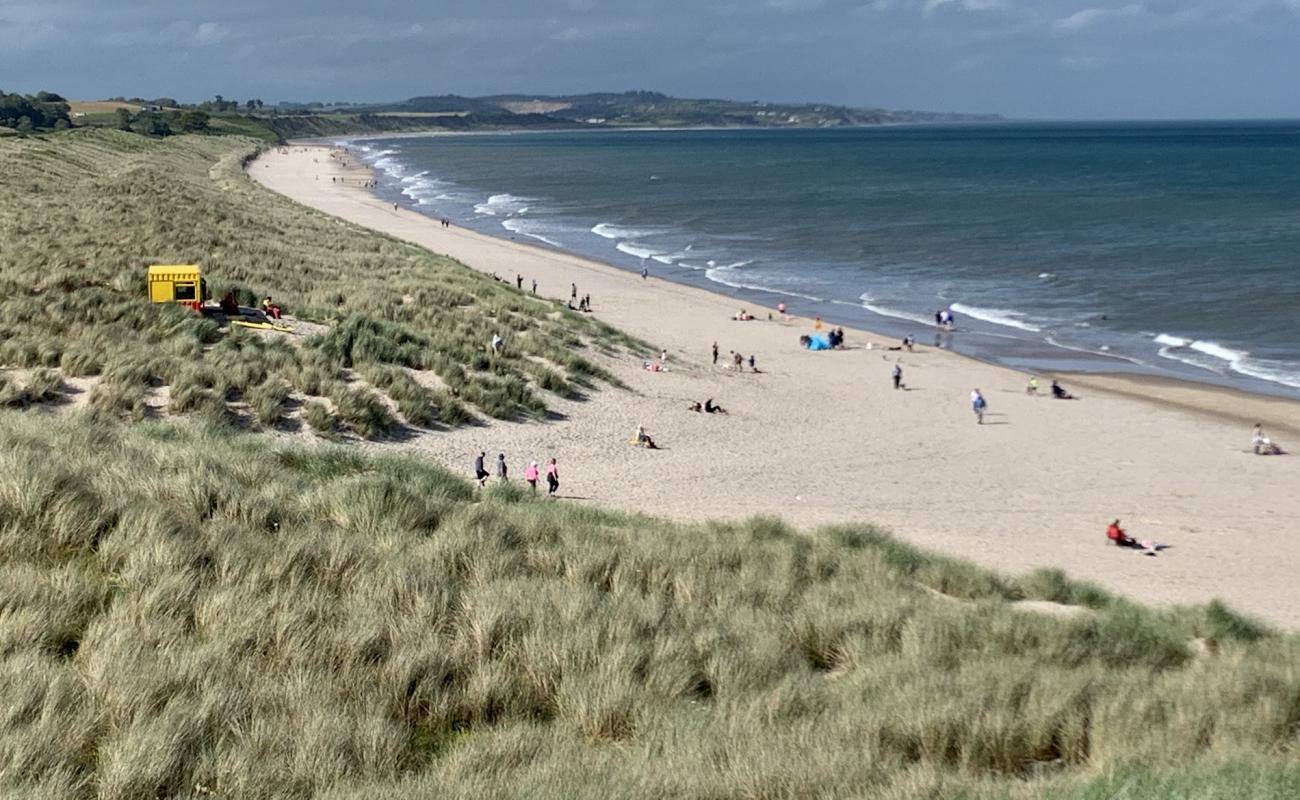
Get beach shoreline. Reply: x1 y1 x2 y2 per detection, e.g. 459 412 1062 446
250 143 1300 628
342 128 1300 403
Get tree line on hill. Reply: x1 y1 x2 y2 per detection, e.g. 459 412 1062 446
112 107 212 137
0 90 71 133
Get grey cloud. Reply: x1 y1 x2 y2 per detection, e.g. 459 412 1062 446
0 0 1296 118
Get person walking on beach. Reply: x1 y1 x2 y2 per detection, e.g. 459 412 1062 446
496 453 508 482
892 363 903 390
641 267 648 280
490 333 503 355
516 274 523 289
748 355 757 372
524 461 539 494
473 451 488 487
531 279 537 295
546 458 559 497
571 283 578 302
712 342 719 365
971 388 987 424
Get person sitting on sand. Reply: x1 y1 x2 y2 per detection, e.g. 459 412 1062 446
704 398 727 414
219 291 240 316
1051 380 1074 399
634 425 659 449
261 296 282 320
1106 519 1142 549
734 309 753 321
1253 424 1284 455
688 401 703 413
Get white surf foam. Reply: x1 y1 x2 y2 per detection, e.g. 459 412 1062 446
1153 334 1300 389
1044 336 1147 366
474 194 534 216
949 303 1043 333
856 293 936 326
502 218 564 248
616 242 666 260
592 222 665 240
701 262 826 302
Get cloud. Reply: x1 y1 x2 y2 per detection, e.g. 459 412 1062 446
195 21 228 45
1053 4 1143 33
922 0 1004 16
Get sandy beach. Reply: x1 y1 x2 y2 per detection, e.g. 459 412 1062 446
251 145 1300 628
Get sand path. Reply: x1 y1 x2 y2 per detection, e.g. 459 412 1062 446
251 145 1300 628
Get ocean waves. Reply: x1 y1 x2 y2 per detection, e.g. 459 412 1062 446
474 194 534 216
348 129 1300 399
501 218 564 248
949 303 1044 333
1154 335 1300 389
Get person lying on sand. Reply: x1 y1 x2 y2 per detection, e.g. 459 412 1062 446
1106 519 1163 554
704 399 727 414
1051 380 1075 399
1106 519 1140 548
687 401 703 413
734 309 754 321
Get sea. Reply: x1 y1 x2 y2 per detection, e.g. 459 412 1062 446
346 122 1300 399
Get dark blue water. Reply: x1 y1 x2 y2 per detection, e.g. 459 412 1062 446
351 123 1300 397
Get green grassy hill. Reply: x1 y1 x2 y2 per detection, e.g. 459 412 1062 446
0 129 1298 799
0 129 642 433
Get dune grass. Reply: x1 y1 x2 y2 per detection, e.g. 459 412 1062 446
0 410 1297 799
0 128 645 434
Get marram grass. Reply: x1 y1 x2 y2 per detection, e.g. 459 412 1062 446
0 128 645 433
0 411 1297 799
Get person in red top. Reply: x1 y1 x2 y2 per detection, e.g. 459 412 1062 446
1106 519 1140 548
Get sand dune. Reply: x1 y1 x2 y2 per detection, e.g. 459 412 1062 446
251 145 1300 628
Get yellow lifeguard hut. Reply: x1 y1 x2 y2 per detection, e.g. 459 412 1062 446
147 264 205 312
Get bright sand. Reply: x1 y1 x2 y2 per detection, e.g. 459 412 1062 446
251 145 1300 628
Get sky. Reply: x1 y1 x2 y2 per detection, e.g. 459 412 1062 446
2 0 1299 119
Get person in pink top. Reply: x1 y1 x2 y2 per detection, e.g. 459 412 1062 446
524 461 539 493
545 458 559 497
